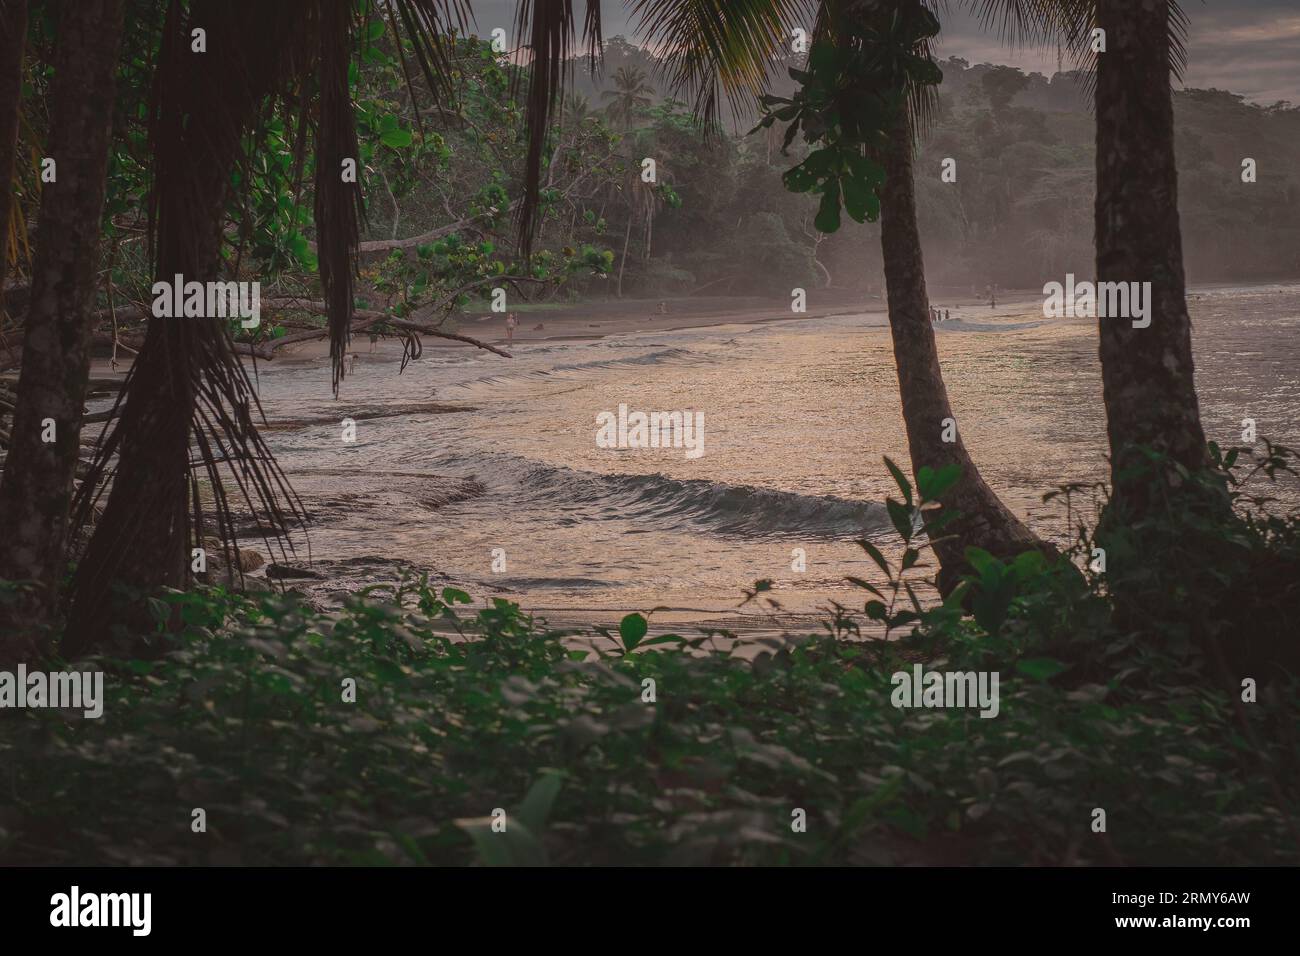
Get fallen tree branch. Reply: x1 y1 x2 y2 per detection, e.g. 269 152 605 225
244 277 551 360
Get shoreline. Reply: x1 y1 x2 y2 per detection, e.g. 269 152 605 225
217 289 1052 369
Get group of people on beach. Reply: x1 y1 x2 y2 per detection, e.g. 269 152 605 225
930 307 950 323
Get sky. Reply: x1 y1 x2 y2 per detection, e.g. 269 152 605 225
464 0 1300 106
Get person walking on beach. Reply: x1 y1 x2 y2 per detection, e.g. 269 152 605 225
505 311 517 346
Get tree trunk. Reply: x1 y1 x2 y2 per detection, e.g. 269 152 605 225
64 0 303 656
1094 0 1211 516
0 0 124 662
878 111 1043 594
617 215 632 296
0 0 28 314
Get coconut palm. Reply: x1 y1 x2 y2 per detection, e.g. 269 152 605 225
967 0 1211 525
601 65 656 128
61 0 468 655
512 0 1217 589
565 92 594 124
1091 0 1213 520
559 0 1040 590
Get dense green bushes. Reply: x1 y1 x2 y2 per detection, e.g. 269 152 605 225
3 445 1297 866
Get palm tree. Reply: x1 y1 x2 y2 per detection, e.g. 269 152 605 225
0 0 125 662
973 0 1237 615
601 65 655 128
628 0 1041 589
507 0 1044 590
876 98 1043 591
1092 0 1215 520
565 92 594 125
63 0 465 654
967 0 1214 525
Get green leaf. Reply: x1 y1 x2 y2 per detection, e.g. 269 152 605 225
964 547 1002 578
441 587 472 605
380 128 413 149
619 613 648 651
916 463 961 502
857 538 891 577
782 161 818 193
147 597 170 624
887 498 914 542
845 576 885 599
841 172 878 223
814 181 842 233
884 456 912 506
455 816 548 866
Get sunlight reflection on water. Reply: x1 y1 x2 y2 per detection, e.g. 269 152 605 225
246 284 1300 630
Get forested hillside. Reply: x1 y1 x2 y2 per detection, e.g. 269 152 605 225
574 44 1300 294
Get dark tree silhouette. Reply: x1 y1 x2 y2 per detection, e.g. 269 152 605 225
0 0 125 661
1094 0 1214 517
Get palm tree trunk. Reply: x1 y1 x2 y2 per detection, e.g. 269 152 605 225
878 111 1043 594
64 0 305 656
0 0 124 662
1094 0 1211 517
0 0 28 313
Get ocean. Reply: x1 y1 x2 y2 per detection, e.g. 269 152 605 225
240 282 1300 634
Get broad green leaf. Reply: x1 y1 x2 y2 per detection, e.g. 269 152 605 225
916 463 961 501
814 181 842 233
619 612 648 651
887 498 914 542
884 456 912 505
380 128 413 149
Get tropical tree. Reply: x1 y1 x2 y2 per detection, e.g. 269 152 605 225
587 0 1041 591
601 65 655 128
564 91 594 124
965 0 1215 526
1091 0 1216 521
0 0 126 661
64 0 465 654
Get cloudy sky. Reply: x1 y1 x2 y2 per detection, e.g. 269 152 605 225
465 1 1299 106
939 0 1300 105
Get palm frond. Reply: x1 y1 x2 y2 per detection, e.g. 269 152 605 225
389 1 473 125
512 0 603 258
630 0 819 127
959 0 1188 102
67 0 311 653
313 0 363 395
